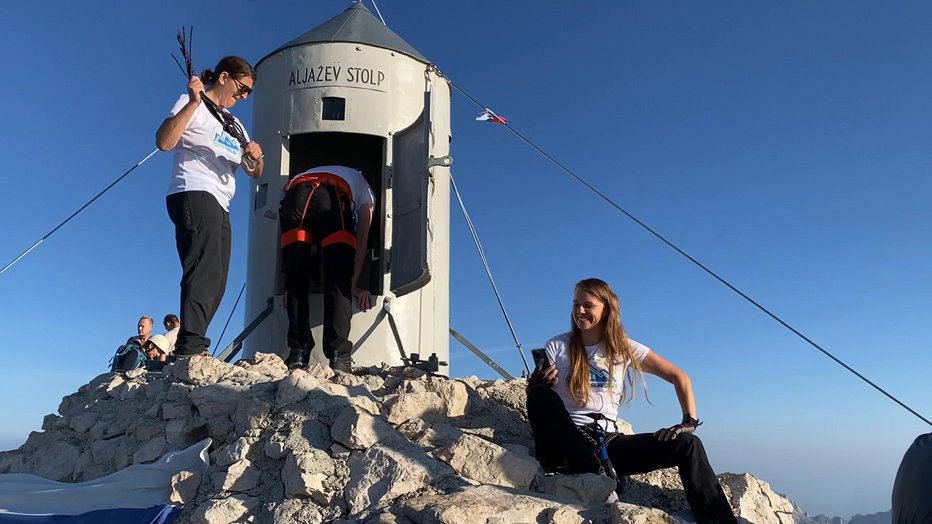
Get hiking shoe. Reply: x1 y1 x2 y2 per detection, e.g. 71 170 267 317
330 356 354 373
286 359 307 370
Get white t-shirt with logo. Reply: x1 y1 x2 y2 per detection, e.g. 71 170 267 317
166 94 249 211
544 332 650 427
296 165 376 208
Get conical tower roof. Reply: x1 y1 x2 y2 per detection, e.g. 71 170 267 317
257 1 428 67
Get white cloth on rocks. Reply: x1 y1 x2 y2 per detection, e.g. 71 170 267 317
0 438 211 516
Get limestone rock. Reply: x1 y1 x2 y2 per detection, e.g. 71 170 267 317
331 406 407 450
422 378 469 417
317 382 380 415
41 413 68 431
283 449 346 504
164 419 188 446
233 397 272 434
169 470 202 504
414 422 464 450
212 458 260 492
719 473 798 524
344 445 456 515
68 412 99 434
276 370 324 406
170 355 234 386
381 392 446 425
536 473 618 504
396 484 588 524
275 416 332 454
28 440 79 481
191 495 257 524
162 402 194 420
305 363 336 380
216 437 251 467
0 453 25 474
435 433 538 489
611 502 686 524
133 436 166 464
235 352 289 379
89 436 126 466
189 383 243 421
271 499 325 524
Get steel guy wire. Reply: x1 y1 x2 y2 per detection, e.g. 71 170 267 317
214 281 248 356
1 149 160 277
450 172 532 374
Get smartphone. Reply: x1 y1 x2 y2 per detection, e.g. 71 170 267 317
530 348 549 368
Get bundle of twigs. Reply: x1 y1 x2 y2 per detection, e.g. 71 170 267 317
171 26 249 151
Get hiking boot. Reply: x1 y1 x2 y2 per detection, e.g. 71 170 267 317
330 355 354 373
285 359 307 370
285 344 311 370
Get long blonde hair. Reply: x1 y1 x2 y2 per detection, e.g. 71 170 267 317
566 278 645 406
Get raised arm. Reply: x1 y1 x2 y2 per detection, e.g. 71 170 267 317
155 77 203 150
352 202 375 311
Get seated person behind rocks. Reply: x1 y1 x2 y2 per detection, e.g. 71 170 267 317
128 315 154 347
163 314 181 352
893 432 932 523
144 334 172 363
526 278 737 524
111 317 156 372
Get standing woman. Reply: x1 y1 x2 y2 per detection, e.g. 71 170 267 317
527 278 737 524
155 56 264 357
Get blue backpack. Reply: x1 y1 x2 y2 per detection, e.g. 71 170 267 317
110 342 146 372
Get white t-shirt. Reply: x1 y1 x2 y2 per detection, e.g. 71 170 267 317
296 165 375 208
544 332 650 427
164 327 179 354
166 94 249 211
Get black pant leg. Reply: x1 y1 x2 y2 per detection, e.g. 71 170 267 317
209 209 231 326
525 386 600 473
282 243 314 362
166 191 227 354
321 242 354 360
607 433 736 524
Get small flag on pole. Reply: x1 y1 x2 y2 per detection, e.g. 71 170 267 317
476 109 508 125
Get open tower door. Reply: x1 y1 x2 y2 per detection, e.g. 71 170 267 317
390 92 432 296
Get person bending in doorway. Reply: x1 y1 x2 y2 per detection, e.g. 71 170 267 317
526 278 737 524
279 165 375 372
155 56 263 357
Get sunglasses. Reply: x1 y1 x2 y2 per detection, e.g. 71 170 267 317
229 75 253 97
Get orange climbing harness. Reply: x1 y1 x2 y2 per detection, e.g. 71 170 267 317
280 172 356 249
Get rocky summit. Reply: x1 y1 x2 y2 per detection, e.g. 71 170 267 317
0 354 834 523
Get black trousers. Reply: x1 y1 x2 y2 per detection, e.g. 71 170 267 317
526 386 737 524
280 183 355 363
166 191 231 355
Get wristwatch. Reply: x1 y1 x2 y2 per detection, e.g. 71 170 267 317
682 414 700 427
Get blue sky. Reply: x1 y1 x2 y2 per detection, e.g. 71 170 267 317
2 1 931 518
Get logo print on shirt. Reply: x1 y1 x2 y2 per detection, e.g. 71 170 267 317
589 362 610 389
214 132 241 155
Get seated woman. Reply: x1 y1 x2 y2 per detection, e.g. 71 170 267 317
526 278 737 524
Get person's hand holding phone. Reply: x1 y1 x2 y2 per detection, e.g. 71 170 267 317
527 349 558 390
